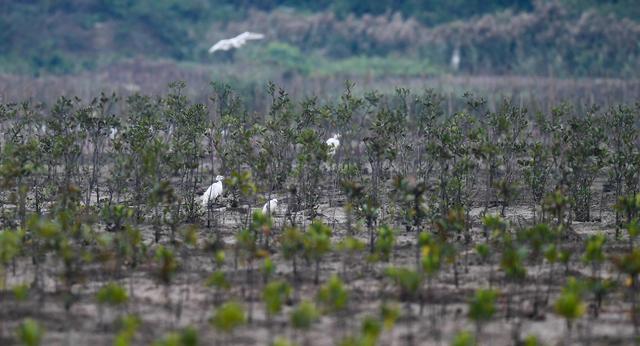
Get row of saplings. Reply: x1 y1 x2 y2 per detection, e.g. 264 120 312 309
1 84 640 345
2 85 640 240
2 183 640 346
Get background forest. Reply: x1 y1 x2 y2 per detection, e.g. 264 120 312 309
1 0 639 105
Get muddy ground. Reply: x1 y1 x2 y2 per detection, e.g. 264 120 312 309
0 190 636 346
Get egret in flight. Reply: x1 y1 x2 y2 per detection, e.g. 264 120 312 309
209 32 265 53
201 175 224 207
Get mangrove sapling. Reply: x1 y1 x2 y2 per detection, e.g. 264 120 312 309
559 249 573 276
205 271 230 312
476 242 492 284
0 229 20 314
262 280 292 343
16 318 44 346
154 245 179 316
615 194 640 250
101 204 134 233
341 179 366 237
292 127 327 218
176 226 199 321
428 111 479 219
96 282 128 327
543 244 559 305
495 179 519 217
226 170 257 230
210 301 246 345
113 314 141 346
393 175 428 268
325 83 362 209
317 275 350 341
117 226 144 298
363 89 406 213
499 233 528 320
0 140 41 228
303 220 332 285
235 228 258 322
611 249 640 336
562 108 608 222
290 300 319 346
419 232 443 332
521 142 552 222
379 303 400 345
494 100 528 217
480 214 507 287
606 105 640 234
518 223 557 313
542 189 571 230
11 284 30 315
360 196 380 253
77 93 119 208
260 83 298 191
203 250 229 320
554 278 586 344
280 226 304 285
117 94 164 217
251 210 273 251
412 89 442 183
450 330 475 346
384 267 422 344
389 88 412 177
434 208 466 287
336 236 365 282
152 326 198 346
339 315 383 346
46 97 85 211
583 234 606 281
468 288 498 343
260 256 273 284
374 225 396 264
164 81 208 223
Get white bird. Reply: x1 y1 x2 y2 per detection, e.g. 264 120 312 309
451 47 461 72
208 32 265 53
326 133 341 157
262 198 278 216
109 127 117 140
201 175 224 207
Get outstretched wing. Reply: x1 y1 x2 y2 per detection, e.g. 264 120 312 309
236 32 265 41
208 39 232 53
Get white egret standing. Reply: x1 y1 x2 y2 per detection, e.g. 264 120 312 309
262 198 278 216
326 133 341 157
201 175 224 207
208 32 265 54
451 47 461 72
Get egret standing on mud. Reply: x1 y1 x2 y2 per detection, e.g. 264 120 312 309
262 198 278 215
326 133 341 157
201 175 224 207
208 32 265 53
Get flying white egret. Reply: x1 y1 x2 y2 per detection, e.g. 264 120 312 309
208 32 265 54
201 175 224 207
326 133 341 157
262 198 278 216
